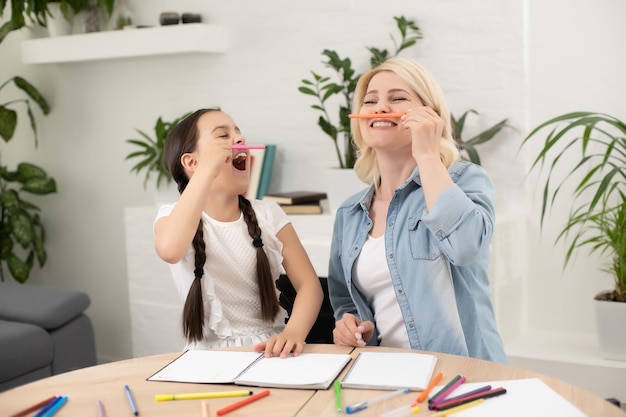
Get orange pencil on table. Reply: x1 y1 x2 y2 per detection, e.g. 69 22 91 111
348 113 405 119
200 401 210 417
416 372 443 403
216 389 270 416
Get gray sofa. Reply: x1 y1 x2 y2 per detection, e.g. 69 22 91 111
0 282 97 392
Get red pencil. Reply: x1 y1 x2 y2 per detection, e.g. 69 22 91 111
216 389 270 416
348 113 405 119
9 396 57 417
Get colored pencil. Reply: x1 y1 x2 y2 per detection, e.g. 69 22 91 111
416 372 443 403
348 113 405 119
155 390 253 401
9 396 57 417
216 389 270 416
429 375 462 404
231 145 266 150
433 387 507 411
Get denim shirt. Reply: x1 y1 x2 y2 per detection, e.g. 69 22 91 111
328 161 508 363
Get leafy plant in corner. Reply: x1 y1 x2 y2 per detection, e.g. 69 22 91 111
125 112 191 190
452 110 510 165
45 0 115 22
298 16 423 169
521 112 626 303
0 1 58 283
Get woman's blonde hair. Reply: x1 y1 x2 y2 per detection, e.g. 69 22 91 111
352 58 460 185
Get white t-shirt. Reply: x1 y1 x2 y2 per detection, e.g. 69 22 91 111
353 234 411 348
155 199 290 350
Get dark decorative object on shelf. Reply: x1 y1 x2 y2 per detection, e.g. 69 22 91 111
182 13 202 24
159 12 179 25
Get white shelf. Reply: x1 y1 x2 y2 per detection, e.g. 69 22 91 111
21 24 228 64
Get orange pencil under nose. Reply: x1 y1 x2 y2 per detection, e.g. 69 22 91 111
348 113 405 119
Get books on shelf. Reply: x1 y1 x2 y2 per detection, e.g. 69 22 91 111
246 148 265 200
340 351 438 391
256 144 276 199
147 349 351 390
245 144 277 201
263 190 327 205
279 202 323 215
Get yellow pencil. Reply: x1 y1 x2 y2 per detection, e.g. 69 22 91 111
155 390 253 402
433 398 485 416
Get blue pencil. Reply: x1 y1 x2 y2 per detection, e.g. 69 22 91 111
32 397 60 417
41 396 68 417
125 385 139 416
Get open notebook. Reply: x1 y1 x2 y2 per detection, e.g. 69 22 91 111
341 351 438 391
148 350 352 390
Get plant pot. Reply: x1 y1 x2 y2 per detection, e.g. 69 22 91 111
593 294 626 361
324 168 367 214
46 3 73 37
81 6 103 33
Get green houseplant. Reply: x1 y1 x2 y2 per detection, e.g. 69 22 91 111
0 1 57 283
521 111 626 359
125 112 191 190
298 16 423 170
452 110 510 166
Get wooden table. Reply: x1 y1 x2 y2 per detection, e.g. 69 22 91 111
2 345 623 417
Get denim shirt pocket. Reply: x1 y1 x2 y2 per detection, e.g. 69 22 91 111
408 214 442 260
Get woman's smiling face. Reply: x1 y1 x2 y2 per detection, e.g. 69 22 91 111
359 71 423 150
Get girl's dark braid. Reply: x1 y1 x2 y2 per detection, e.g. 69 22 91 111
182 220 207 342
238 195 280 321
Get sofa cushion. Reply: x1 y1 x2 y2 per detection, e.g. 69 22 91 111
0 282 90 330
0 320 53 382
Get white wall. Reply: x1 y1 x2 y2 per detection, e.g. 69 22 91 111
0 0 624 376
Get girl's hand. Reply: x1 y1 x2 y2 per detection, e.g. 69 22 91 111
253 330 305 358
194 138 234 180
401 107 445 163
332 313 374 347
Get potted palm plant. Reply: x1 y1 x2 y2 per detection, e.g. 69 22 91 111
0 0 57 284
125 112 191 195
298 16 422 211
521 111 626 360
298 16 423 171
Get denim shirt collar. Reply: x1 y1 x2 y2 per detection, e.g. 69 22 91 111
348 165 422 213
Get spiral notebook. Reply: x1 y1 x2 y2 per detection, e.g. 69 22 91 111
148 350 352 390
341 351 438 391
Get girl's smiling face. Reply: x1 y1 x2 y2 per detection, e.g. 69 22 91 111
193 111 250 193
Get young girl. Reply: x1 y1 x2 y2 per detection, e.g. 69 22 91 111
154 108 323 358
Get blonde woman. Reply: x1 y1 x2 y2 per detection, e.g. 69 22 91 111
328 58 507 363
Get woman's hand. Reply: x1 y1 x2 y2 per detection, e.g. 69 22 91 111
401 107 445 163
333 313 374 347
253 330 305 358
